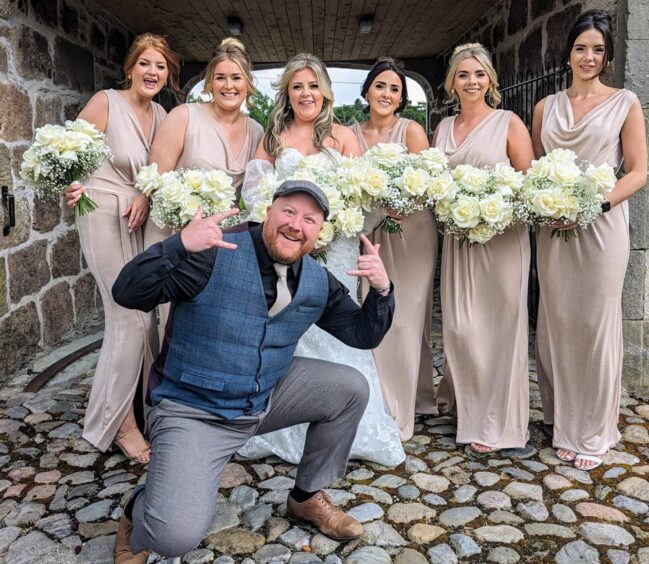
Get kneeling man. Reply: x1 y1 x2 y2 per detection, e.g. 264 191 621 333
111 180 395 561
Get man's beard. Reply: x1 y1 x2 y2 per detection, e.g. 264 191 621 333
262 224 316 264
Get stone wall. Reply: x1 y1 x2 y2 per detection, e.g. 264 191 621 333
0 0 132 381
618 0 649 396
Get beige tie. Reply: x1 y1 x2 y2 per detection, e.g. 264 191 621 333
268 263 291 316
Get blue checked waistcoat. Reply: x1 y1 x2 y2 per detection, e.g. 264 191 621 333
152 230 329 418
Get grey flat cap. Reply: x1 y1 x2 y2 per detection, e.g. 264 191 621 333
272 179 330 217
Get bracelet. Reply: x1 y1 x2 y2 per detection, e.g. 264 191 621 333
373 282 391 294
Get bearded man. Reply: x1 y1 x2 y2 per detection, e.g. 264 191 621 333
110 180 395 562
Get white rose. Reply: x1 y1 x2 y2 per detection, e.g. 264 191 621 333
135 163 164 196
416 147 448 174
494 163 524 192
363 167 389 197
250 199 271 222
321 185 344 218
66 118 104 142
479 194 508 225
583 163 616 195
454 164 488 193
183 169 205 193
434 198 452 221
34 124 67 149
428 171 456 201
368 142 406 167
258 173 281 200
468 223 497 244
335 158 365 198
180 194 203 223
202 169 234 202
396 166 430 197
548 160 581 187
556 190 581 222
158 174 187 205
531 189 562 219
315 221 335 249
526 157 553 180
450 195 481 229
289 169 317 183
335 206 364 238
547 148 578 164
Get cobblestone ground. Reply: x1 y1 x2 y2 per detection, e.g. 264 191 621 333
1 329 649 564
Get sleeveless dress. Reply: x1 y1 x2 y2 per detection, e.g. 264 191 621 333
146 103 264 336
434 110 530 449
536 89 638 456
350 118 438 441
238 148 406 466
80 89 167 451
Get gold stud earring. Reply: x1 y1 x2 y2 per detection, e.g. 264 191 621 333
450 88 456 95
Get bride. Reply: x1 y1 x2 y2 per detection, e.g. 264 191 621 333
240 53 405 467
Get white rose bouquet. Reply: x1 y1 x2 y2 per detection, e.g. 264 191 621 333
433 162 526 246
364 143 449 235
135 165 237 230
521 148 617 241
249 152 371 258
20 118 112 217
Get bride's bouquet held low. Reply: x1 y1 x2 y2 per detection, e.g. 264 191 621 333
520 148 617 241
135 164 237 230
432 162 526 246
363 143 450 235
20 119 112 218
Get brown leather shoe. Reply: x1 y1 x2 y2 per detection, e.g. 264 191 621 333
114 513 149 564
287 490 363 541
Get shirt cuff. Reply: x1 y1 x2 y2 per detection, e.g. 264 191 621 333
162 232 190 264
370 281 394 298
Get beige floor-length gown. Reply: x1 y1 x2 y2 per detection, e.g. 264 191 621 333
536 89 638 457
352 118 438 441
81 89 167 451
434 110 530 449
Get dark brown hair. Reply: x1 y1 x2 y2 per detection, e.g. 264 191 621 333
562 10 614 77
361 57 409 114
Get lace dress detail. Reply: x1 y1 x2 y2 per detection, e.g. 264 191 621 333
238 148 405 466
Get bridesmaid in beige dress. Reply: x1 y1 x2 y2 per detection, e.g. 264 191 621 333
350 57 437 441
149 37 263 199
433 43 534 453
64 34 181 461
532 10 647 470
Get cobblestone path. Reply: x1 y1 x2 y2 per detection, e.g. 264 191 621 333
1 331 648 563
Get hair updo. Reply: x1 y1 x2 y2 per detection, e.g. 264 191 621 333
202 37 256 104
443 42 501 108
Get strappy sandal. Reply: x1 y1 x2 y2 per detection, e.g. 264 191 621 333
555 449 576 462
114 427 151 464
574 454 603 471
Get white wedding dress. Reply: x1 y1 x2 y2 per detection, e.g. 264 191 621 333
238 148 405 466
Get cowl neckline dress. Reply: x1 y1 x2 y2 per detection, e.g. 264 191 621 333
536 88 638 456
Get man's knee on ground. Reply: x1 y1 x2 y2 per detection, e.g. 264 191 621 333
138 513 208 557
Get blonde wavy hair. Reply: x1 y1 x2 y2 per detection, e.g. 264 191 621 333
263 53 336 158
444 43 501 108
202 37 256 106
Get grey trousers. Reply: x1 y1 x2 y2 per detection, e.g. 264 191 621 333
130 356 369 557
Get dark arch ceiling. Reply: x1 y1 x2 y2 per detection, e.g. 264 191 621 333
94 0 495 65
